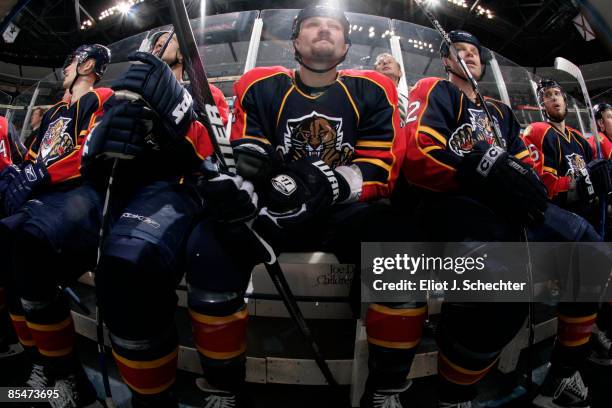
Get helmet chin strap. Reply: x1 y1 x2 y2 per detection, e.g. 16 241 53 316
68 63 89 95
444 63 482 83
294 44 349 74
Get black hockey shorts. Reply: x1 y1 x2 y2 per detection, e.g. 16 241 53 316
186 200 413 294
105 180 202 273
0 182 102 256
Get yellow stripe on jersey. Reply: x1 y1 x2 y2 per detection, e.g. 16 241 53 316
244 135 271 144
514 149 529 160
353 158 392 172
356 140 393 148
418 126 447 146
336 80 361 125
276 85 296 127
542 166 558 175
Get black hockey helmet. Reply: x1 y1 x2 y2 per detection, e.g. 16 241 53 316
536 79 568 122
148 30 171 53
291 4 351 45
594 103 612 120
62 44 110 82
439 30 490 64
536 79 567 106
439 30 489 79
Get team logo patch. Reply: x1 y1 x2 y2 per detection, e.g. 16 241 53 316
281 111 353 167
565 153 587 177
40 117 74 164
449 108 506 156
271 174 297 196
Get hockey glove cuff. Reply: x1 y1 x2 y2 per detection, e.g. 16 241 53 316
5 162 49 215
113 51 195 142
457 142 548 225
587 159 612 196
198 172 259 224
232 138 277 187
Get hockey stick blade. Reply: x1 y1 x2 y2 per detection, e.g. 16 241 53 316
167 0 234 173
554 56 607 238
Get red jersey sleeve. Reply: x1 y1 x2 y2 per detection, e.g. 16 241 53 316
340 70 404 201
522 123 571 198
588 133 612 160
403 78 462 192
210 84 229 127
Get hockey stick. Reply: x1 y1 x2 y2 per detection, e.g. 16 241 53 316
167 0 338 387
554 57 607 239
413 0 538 391
91 31 178 408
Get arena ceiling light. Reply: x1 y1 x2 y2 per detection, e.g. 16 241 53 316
99 0 146 21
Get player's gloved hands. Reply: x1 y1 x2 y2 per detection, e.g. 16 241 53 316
568 166 596 203
233 138 278 187
113 51 195 142
587 159 611 196
256 157 347 230
4 162 49 215
0 165 20 206
83 101 155 164
197 172 258 223
458 141 548 225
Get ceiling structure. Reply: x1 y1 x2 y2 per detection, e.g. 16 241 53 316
0 0 610 69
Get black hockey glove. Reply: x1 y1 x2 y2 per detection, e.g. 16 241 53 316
83 101 155 165
568 166 596 204
257 157 349 229
197 172 259 224
587 159 611 196
4 162 49 215
113 51 195 142
232 138 278 188
0 164 20 201
457 141 548 225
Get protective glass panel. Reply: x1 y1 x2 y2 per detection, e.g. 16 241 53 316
342 12 392 70
257 10 391 71
146 11 257 96
493 52 541 129
0 90 10 117
392 19 444 86
98 31 150 87
7 84 38 142
257 9 298 68
392 19 498 99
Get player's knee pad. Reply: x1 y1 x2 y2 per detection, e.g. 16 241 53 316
188 285 247 362
529 204 600 242
436 302 527 385
110 326 178 396
12 228 60 301
100 236 178 338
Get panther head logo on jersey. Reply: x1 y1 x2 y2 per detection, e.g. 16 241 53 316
449 108 506 156
565 153 587 177
40 117 74 164
281 111 353 167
